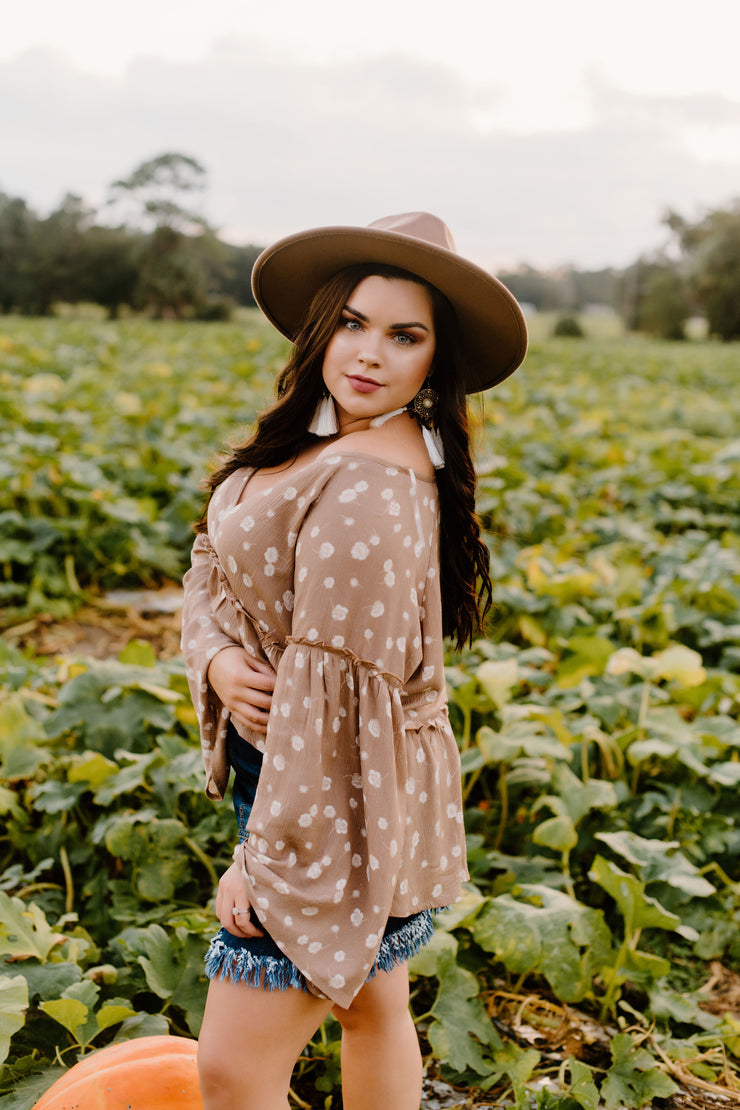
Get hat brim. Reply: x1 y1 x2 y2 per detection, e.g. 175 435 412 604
251 225 527 393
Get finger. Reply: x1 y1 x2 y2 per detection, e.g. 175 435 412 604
241 672 276 693
236 687 274 709
247 657 277 678
223 911 264 938
230 707 270 734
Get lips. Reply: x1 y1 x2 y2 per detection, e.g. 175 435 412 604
347 374 382 394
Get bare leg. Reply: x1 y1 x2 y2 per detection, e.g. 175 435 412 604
198 977 332 1110
332 962 422 1110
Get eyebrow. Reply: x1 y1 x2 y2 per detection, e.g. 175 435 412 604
343 304 430 332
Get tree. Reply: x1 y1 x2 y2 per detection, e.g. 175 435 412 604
664 201 740 341
76 227 141 318
108 153 210 317
108 151 208 234
134 225 207 319
28 194 96 314
0 193 38 312
636 264 689 340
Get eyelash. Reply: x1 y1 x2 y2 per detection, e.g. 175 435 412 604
339 316 417 345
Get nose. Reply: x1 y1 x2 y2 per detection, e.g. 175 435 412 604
359 341 381 368
357 332 381 368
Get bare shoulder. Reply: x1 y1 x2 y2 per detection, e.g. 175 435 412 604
319 418 434 480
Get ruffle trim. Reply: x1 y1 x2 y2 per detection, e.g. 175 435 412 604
204 910 435 993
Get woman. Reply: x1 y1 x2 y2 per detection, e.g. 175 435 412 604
181 212 527 1109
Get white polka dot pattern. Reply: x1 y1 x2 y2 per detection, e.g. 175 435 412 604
181 453 467 1007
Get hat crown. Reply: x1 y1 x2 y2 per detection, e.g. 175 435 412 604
367 212 457 254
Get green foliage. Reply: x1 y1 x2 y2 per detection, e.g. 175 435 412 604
0 315 284 624
552 314 585 338
666 200 740 340
635 264 689 340
0 645 222 1098
0 161 262 317
2 322 740 1105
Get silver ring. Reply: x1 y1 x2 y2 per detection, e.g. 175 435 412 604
232 907 250 917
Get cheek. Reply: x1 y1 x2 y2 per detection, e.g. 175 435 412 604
411 346 435 386
322 336 340 376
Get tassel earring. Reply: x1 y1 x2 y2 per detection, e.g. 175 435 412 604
411 382 445 469
308 392 339 436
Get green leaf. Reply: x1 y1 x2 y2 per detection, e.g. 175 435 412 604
0 695 49 780
428 951 501 1075
118 639 158 667
472 886 612 1002
556 634 614 688
431 885 485 930
533 814 578 852
0 975 29 1065
476 658 519 708
475 725 522 764
124 925 207 1035
472 896 542 976
408 928 458 978
567 1058 601 1110
652 644 706 687
67 751 118 789
39 997 88 1039
114 1012 171 1040
589 856 680 933
96 1004 138 1033
601 1033 678 1109
0 1066 67 1110
596 831 716 898
0 893 65 962
479 1041 540 1090
14 962 82 1003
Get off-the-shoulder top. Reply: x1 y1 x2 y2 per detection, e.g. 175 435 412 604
181 452 468 1005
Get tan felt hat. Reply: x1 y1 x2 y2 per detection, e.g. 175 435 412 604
251 212 527 393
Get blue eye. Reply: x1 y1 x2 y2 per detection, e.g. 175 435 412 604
341 316 361 331
394 332 416 345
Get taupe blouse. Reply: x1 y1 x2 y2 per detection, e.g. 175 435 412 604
181 451 467 1006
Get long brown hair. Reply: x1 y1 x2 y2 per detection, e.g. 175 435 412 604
197 263 492 649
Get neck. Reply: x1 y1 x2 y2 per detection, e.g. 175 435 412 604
336 408 408 437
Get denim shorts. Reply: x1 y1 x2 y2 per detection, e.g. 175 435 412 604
204 721 434 992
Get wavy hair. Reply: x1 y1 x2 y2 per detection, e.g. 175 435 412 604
196 263 492 649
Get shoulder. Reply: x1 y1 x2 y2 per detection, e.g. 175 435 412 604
317 421 435 481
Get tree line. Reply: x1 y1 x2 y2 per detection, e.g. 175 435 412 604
1 152 739 339
0 154 261 320
500 200 740 342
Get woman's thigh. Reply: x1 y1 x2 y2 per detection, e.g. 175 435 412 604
331 961 411 1031
199 976 332 1088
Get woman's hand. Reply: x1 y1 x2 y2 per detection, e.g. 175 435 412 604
207 647 275 733
215 861 265 938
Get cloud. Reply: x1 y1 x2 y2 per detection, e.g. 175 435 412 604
1 43 739 269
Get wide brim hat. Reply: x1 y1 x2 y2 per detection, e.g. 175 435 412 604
251 212 527 394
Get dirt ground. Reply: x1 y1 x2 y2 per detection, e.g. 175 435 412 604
4 589 185 661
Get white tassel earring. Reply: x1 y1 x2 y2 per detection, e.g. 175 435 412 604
308 392 339 436
422 425 445 469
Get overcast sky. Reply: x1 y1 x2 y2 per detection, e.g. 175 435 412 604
2 0 739 270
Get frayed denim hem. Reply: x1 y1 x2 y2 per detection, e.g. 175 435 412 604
365 909 435 980
205 936 309 992
204 909 434 992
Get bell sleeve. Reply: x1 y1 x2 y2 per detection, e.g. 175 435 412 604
181 531 242 798
235 461 459 1006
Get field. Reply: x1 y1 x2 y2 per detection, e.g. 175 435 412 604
1 314 739 1109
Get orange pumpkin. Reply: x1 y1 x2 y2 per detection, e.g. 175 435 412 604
33 1035 202 1110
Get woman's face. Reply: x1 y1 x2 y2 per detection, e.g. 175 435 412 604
322 275 436 431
